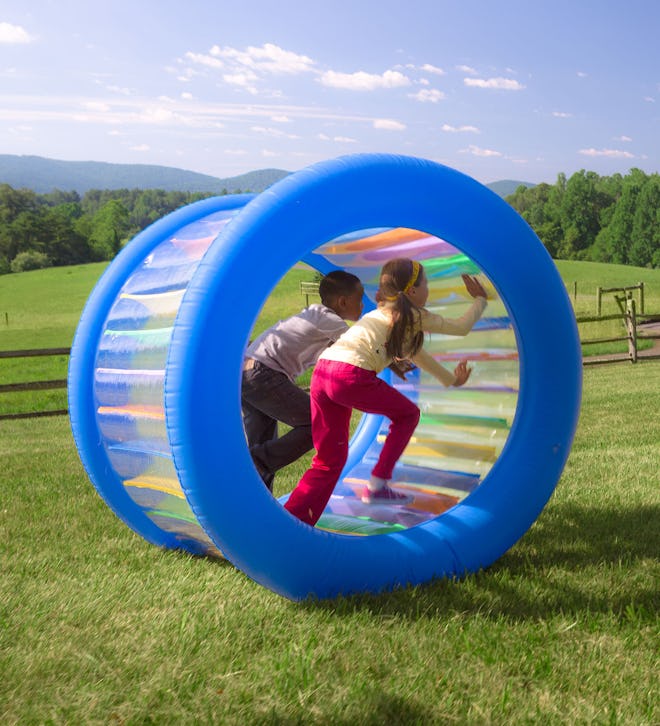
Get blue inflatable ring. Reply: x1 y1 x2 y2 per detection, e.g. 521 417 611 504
165 154 581 599
69 155 581 600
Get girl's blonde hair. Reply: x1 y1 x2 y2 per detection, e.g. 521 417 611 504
378 258 425 359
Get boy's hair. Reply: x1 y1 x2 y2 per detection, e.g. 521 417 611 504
378 258 425 359
319 270 361 305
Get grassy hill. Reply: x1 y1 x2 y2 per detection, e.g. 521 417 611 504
1 257 657 417
1 258 657 350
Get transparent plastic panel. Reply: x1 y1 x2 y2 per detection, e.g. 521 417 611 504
92 210 239 554
308 227 520 534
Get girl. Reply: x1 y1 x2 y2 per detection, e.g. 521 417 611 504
284 258 488 526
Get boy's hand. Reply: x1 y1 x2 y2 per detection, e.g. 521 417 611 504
461 274 488 299
388 358 416 381
452 359 472 387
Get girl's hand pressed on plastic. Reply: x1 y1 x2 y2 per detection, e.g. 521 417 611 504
452 359 472 387
461 274 487 299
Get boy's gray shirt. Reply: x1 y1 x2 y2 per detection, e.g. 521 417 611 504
245 304 348 381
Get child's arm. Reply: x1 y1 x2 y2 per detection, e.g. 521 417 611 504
422 298 487 336
422 274 488 336
412 349 472 387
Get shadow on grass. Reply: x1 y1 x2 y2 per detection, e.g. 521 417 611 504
300 501 659 622
256 694 430 726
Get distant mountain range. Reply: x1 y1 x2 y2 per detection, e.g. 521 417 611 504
486 179 535 197
0 154 534 198
0 155 289 195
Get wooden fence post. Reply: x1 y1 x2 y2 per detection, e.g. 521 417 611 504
596 286 602 316
626 298 637 363
639 281 645 314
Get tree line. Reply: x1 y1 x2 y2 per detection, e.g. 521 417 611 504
1 167 659 274
0 186 231 274
506 168 659 268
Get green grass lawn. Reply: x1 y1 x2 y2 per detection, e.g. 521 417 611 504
0 257 659 723
0 362 658 724
1 258 659 416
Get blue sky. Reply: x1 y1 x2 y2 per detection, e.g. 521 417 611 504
1 0 658 184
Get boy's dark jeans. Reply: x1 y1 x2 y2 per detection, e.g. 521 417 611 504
241 360 313 491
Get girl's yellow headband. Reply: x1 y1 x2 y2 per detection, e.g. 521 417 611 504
384 260 421 301
402 260 421 294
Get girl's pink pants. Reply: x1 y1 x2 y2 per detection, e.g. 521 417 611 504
284 359 420 526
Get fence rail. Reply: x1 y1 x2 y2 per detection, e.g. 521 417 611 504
299 280 320 307
0 346 71 359
596 282 644 316
0 347 70 421
577 289 660 365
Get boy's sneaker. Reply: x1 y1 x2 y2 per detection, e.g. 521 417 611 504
361 485 414 505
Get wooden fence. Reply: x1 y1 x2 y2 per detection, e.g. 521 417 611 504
0 347 70 421
299 280 320 307
576 284 659 365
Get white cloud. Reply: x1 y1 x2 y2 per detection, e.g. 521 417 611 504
185 51 224 70
251 125 300 139
224 148 248 156
461 144 502 157
8 124 32 138
456 65 477 75
409 88 446 103
106 85 133 96
130 144 150 152
0 22 34 44
552 111 572 118
182 43 316 96
441 123 479 133
181 92 193 101
464 77 525 90
614 135 632 142
261 149 280 157
318 133 357 143
579 148 635 159
643 96 655 103
223 71 259 94
420 63 445 76
210 43 315 75
271 114 290 123
373 118 406 131
83 101 111 113
320 69 410 91
139 107 177 123
577 71 588 78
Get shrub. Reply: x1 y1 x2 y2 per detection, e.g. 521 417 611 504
10 250 52 273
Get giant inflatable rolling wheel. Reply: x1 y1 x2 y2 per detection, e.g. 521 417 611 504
70 154 581 601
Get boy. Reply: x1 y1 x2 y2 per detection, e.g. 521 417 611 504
241 270 364 491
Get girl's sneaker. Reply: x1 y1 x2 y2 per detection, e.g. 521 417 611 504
361 485 414 505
